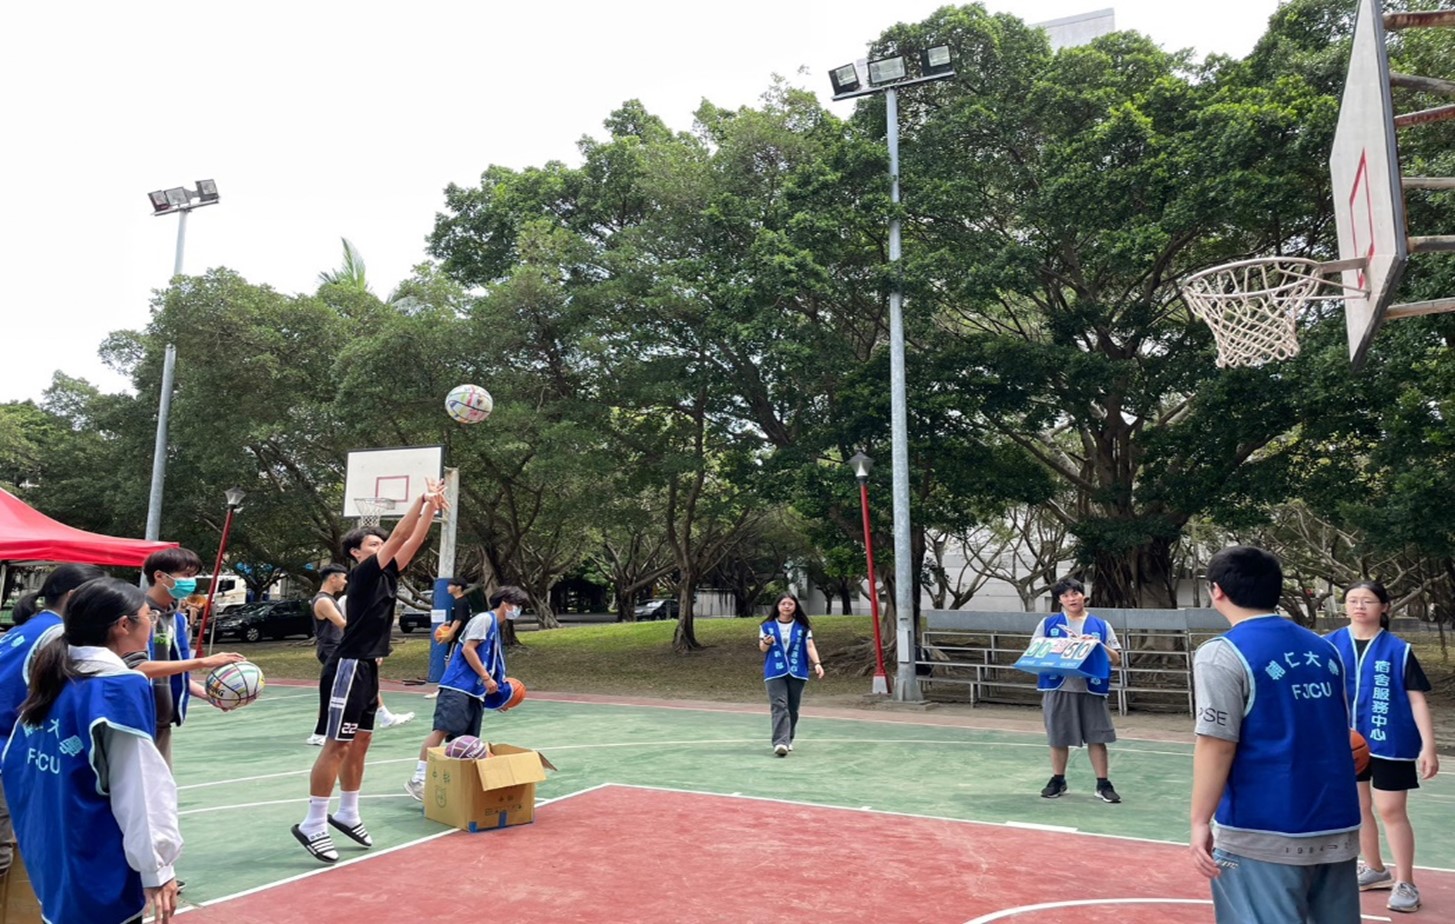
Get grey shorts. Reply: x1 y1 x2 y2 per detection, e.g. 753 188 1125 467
1042 689 1117 747
431 687 484 739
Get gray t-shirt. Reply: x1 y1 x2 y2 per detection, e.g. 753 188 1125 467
1193 636 1360 865
1031 614 1120 694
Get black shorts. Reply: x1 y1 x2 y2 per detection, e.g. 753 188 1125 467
431 688 484 739
315 657 379 741
1358 755 1420 792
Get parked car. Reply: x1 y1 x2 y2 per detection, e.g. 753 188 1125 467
210 599 314 643
399 607 431 633
634 598 679 621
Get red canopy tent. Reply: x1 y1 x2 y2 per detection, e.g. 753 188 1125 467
0 487 178 567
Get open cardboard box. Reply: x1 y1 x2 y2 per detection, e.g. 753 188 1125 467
424 742 556 833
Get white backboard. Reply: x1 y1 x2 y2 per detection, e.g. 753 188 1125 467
1330 0 1408 366
342 445 444 518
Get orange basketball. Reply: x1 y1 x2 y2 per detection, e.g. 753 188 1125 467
502 676 526 712
1351 729 1371 775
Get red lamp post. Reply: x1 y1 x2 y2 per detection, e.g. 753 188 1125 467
197 486 246 654
849 452 890 695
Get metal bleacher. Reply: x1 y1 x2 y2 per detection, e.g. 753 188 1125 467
916 608 1229 715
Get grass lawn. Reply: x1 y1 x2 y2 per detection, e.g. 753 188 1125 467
231 616 882 703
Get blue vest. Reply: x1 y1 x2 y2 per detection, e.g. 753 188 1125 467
1 670 159 924
1211 616 1360 838
439 612 505 701
146 608 193 724
762 620 810 681
1327 628 1422 761
0 610 63 739
1036 613 1112 696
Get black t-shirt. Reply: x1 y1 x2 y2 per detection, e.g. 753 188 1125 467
335 556 398 661
448 595 473 654
1353 636 1432 692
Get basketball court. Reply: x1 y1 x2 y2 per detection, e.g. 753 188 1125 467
161 685 1453 922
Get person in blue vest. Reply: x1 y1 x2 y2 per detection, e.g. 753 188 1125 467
1326 580 1438 915
131 548 244 767
1191 546 1361 924
405 585 528 800
2 577 182 924
1033 577 1123 803
758 593 824 756
0 563 105 886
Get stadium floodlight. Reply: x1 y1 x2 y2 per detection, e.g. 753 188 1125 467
867 55 906 86
197 178 220 203
829 62 861 96
920 45 952 76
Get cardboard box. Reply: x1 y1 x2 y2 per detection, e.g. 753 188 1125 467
0 849 42 924
424 743 555 833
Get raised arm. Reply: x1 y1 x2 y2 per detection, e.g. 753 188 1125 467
377 479 448 570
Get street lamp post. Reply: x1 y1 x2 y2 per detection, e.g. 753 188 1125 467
849 452 890 695
831 48 953 702
142 181 220 547
198 486 246 654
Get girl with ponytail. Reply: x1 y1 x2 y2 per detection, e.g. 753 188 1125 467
2 578 181 923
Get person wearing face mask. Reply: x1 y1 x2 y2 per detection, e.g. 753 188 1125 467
131 548 245 767
404 585 529 801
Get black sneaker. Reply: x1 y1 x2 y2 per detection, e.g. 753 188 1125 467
1096 782 1122 804
1040 776 1068 798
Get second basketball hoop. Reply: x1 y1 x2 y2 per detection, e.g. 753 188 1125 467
1182 257 1364 368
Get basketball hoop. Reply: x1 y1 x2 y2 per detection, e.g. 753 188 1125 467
1182 257 1364 368
353 497 396 527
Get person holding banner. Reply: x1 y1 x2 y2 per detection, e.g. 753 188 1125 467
1032 577 1122 803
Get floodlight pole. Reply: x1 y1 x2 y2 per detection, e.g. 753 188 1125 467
833 62 953 702
143 187 217 547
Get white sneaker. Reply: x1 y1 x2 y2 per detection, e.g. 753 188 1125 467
378 710 414 729
404 778 425 802
305 733 325 746
774 744 789 756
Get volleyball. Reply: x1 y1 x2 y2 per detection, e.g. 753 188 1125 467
444 735 490 759
204 661 265 710
445 384 493 424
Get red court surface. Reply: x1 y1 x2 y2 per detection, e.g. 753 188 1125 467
176 784 1455 923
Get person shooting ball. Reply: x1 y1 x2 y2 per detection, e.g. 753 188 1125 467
292 481 448 864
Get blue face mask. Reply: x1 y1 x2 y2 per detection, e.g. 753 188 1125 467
166 577 198 600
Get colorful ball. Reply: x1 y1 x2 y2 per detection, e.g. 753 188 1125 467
444 735 490 759
445 384 493 424
1351 728 1371 775
204 661 265 710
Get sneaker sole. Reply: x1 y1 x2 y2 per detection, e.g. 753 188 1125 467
1096 792 1121 803
1360 880 1394 892
1041 791 1066 799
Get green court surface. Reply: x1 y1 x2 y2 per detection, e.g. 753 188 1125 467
170 684 1455 911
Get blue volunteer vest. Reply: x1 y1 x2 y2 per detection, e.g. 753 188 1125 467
762 620 810 681
1211 616 1360 838
439 612 505 701
1 670 159 924
146 609 193 724
0 610 63 739
1327 627 1422 761
1036 613 1113 696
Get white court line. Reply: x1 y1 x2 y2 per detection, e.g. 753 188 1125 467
1005 821 1078 833
178 756 416 791
963 898 1212 923
173 784 610 914
179 793 412 816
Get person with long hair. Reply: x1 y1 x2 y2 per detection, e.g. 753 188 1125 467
0 563 106 882
758 593 825 756
1 577 182 923
1327 581 1440 915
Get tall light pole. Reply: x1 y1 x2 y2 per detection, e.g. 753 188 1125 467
849 452 890 695
198 486 246 653
831 47 953 702
142 181 220 545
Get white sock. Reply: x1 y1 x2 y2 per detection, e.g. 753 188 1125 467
302 795 330 834
413 759 428 782
377 706 393 721
335 790 361 824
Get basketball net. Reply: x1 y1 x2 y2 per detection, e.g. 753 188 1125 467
354 497 396 527
1181 257 1349 367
